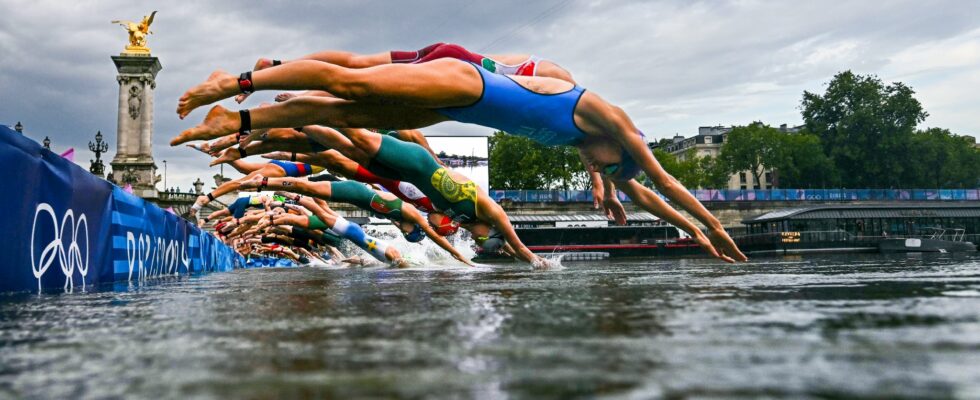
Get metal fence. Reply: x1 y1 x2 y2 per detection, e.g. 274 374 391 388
488 189 980 203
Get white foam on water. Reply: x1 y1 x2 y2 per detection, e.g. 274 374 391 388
361 224 483 272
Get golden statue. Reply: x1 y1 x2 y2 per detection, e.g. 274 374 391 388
112 11 157 54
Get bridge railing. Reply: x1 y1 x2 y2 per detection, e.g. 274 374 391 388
489 189 980 203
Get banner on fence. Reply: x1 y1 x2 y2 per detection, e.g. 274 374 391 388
0 124 244 293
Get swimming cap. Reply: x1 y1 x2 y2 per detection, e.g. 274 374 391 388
480 228 504 253
432 214 460 236
404 224 426 243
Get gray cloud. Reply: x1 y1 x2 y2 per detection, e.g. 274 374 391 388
1 0 978 190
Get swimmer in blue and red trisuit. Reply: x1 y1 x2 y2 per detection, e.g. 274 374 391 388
173 55 747 263
202 193 272 221
238 174 474 266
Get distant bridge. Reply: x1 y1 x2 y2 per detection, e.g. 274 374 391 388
489 188 980 204
489 189 980 229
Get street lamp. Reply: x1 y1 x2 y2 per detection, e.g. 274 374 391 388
42 136 51 150
163 160 168 192
88 130 108 177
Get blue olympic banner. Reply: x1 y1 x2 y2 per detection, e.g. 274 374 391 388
0 124 245 293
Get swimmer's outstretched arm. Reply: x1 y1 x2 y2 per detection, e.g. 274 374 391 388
615 179 735 262
205 208 230 221
577 149 607 211
601 178 627 225
401 204 474 267
586 106 747 263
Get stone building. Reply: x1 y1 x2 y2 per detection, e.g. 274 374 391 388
652 124 802 190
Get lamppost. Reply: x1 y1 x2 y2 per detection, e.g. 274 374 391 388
88 130 108 177
162 160 168 192
42 136 51 150
13 122 23 134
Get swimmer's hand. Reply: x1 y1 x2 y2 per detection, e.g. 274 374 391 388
602 197 627 226
531 257 554 269
707 227 748 263
592 184 604 210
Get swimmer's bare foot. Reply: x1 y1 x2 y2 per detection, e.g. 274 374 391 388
342 256 364 266
235 58 276 103
209 148 241 166
261 151 293 161
238 174 266 189
275 92 296 102
186 142 213 155
171 105 238 146
238 128 269 149
178 70 237 119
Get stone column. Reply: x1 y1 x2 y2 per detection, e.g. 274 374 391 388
110 54 162 199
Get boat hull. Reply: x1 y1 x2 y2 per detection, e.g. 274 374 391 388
878 238 977 253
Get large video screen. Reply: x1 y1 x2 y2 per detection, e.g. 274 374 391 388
426 137 489 190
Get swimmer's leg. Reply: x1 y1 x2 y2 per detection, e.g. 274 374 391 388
177 58 480 118
171 99 448 146
329 216 396 263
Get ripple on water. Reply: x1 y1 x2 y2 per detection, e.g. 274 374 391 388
0 253 978 398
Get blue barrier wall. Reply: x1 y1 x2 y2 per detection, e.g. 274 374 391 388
0 125 244 293
488 188 980 203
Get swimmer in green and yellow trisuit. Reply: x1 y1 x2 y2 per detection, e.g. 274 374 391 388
287 125 545 266
238 174 473 266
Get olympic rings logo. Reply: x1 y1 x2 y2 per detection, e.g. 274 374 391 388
30 203 89 292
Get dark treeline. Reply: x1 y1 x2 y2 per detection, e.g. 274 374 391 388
488 132 590 190
489 70 980 190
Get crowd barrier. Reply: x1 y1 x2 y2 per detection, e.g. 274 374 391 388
488 188 980 203
0 125 247 293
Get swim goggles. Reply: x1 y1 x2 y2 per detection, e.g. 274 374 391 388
602 163 621 176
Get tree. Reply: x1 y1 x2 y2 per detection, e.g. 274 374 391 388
906 128 980 188
801 71 927 188
772 131 839 188
698 155 731 189
488 131 589 190
717 122 783 188
649 149 728 189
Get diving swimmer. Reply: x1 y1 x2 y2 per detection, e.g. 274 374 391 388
174 56 746 263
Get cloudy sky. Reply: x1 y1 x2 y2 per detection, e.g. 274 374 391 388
1 0 978 191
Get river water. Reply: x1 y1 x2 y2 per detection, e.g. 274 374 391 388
1 253 979 399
